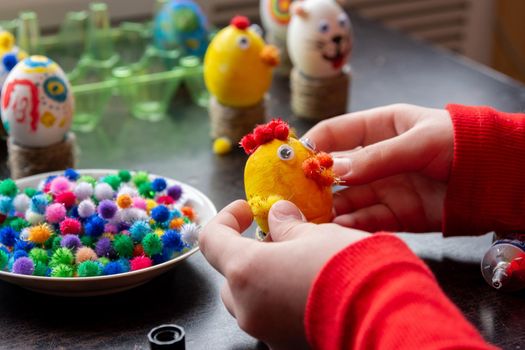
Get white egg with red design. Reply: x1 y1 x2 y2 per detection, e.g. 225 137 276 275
0 55 74 147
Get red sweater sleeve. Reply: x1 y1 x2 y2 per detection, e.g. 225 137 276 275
304 234 497 350
444 105 525 236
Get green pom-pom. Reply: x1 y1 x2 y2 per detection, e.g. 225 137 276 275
118 170 131 182
138 182 155 199
9 217 30 232
78 175 96 186
51 264 74 277
44 233 57 250
142 233 163 256
0 250 8 270
33 261 48 276
98 257 110 266
29 248 48 264
0 179 18 197
51 235 62 251
132 171 149 187
80 235 95 248
103 175 122 191
50 247 74 267
77 261 102 277
24 187 37 198
113 234 134 258
183 217 191 224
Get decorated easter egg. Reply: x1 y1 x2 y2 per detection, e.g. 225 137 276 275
204 16 280 107
288 0 352 78
1 56 74 147
153 0 209 57
260 0 292 41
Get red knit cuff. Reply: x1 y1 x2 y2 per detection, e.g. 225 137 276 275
444 104 525 236
304 234 433 349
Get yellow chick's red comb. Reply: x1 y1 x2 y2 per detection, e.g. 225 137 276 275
240 118 289 154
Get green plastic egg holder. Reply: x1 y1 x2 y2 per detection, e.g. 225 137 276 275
1 3 209 133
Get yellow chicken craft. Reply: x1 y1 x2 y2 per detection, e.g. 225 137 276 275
204 16 280 107
242 119 335 237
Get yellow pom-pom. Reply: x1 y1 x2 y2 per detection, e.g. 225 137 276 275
102 232 114 241
213 137 233 155
146 199 157 214
0 31 15 51
169 218 184 230
28 224 53 244
116 194 132 209
154 228 165 237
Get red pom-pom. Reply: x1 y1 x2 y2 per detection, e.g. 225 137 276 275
55 191 76 208
302 158 320 178
43 182 52 193
274 124 289 140
181 206 196 221
240 134 257 154
254 125 274 144
0 213 5 224
156 195 174 205
317 152 333 168
60 217 82 235
231 16 250 30
133 244 144 257
130 255 153 271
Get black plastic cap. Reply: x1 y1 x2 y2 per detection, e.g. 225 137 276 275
148 324 185 350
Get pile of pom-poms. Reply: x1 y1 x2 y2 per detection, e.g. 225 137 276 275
0 169 201 278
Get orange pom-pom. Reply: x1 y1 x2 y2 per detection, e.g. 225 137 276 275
169 218 185 230
28 224 53 244
317 152 333 168
181 207 196 221
116 194 132 209
302 158 321 178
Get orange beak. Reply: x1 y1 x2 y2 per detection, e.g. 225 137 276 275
302 152 335 187
260 45 280 67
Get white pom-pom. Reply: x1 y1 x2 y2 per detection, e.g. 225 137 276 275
94 183 114 201
118 185 138 198
120 208 148 224
19 228 30 241
78 199 96 218
181 223 200 247
25 210 45 225
74 182 94 201
13 194 30 213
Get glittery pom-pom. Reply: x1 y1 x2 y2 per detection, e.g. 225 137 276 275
50 247 74 267
151 205 170 223
95 237 114 258
33 261 49 276
181 223 200 247
51 264 74 277
162 230 185 251
30 194 49 214
28 224 53 244
112 234 134 258
103 261 124 275
29 248 48 264
0 227 17 246
84 216 105 237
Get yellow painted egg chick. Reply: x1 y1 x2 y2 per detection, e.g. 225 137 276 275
242 119 335 236
204 16 280 108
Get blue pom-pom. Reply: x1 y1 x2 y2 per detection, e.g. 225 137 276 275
103 261 124 275
64 168 80 181
69 205 80 219
44 175 57 184
84 215 105 237
0 195 13 215
13 250 28 260
30 194 49 214
170 209 182 219
2 53 18 71
0 227 17 246
14 239 34 252
151 178 167 192
151 205 170 223
130 221 151 242
0 245 9 254
152 247 173 264
162 230 185 251
117 258 130 272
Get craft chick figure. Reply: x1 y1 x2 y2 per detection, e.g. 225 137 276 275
288 0 352 120
241 119 335 239
0 55 76 179
204 15 280 144
260 0 293 75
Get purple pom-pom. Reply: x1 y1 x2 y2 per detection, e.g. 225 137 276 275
95 237 113 257
167 185 182 200
12 257 34 275
98 199 117 219
61 234 82 250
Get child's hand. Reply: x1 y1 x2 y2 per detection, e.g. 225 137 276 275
304 104 453 232
199 200 369 350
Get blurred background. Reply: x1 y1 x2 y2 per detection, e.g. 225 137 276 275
0 0 523 84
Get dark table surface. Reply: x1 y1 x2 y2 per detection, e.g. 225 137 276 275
0 14 525 350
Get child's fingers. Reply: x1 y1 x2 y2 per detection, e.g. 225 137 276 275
267 200 314 242
221 284 236 317
333 185 378 215
333 204 402 232
199 200 255 275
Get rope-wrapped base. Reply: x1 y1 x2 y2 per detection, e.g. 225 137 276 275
209 96 266 143
8 132 76 179
266 31 292 77
291 67 351 121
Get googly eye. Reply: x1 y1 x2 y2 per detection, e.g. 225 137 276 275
300 137 316 152
318 20 330 33
338 13 348 27
277 144 295 161
237 36 250 50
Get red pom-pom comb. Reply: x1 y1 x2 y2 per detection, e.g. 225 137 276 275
231 16 250 30
240 119 290 154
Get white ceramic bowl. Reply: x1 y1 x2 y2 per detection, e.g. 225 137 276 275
0 169 217 296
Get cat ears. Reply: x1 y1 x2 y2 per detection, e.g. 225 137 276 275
291 0 347 19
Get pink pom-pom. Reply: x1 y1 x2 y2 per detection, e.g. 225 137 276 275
60 217 82 235
55 191 77 209
132 197 147 210
104 223 118 234
156 195 174 205
130 256 153 271
45 203 66 223
49 176 71 195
